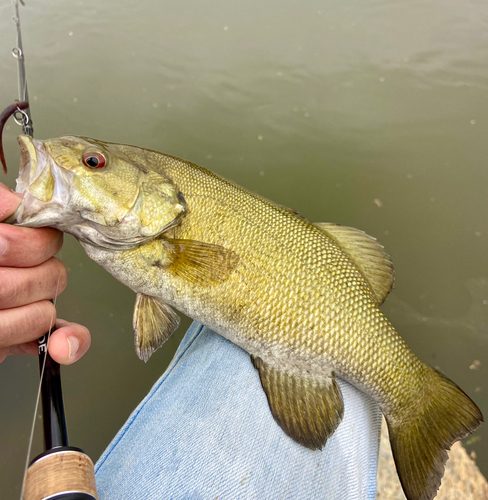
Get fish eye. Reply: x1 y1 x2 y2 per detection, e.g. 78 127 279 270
82 152 107 169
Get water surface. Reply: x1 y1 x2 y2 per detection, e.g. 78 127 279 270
0 0 487 496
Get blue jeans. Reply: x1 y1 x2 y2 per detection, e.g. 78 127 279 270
95 323 381 499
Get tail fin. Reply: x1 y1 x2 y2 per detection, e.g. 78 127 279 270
385 368 483 500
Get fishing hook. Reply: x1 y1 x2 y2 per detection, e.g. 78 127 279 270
11 0 34 136
13 108 30 128
0 101 29 174
4 2 98 499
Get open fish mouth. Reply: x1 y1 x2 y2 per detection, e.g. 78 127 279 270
8 134 188 251
17 135 45 194
11 135 73 227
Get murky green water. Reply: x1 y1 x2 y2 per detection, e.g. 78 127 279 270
1 0 487 496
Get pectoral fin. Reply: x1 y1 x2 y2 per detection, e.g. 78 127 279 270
252 356 344 450
133 293 180 362
163 238 239 285
315 222 394 305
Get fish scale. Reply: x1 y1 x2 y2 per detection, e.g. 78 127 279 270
143 150 424 405
12 135 482 500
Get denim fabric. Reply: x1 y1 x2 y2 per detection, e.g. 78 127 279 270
95 323 381 499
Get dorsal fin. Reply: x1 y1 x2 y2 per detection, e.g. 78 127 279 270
314 222 394 305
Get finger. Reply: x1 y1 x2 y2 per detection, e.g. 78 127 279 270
0 300 56 347
0 321 91 365
0 340 38 363
0 183 23 221
47 319 91 365
0 257 68 309
0 224 63 268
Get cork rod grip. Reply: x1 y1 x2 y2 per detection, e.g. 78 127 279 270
23 449 98 500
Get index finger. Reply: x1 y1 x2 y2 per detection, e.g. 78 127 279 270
0 183 22 221
0 183 63 267
0 224 63 267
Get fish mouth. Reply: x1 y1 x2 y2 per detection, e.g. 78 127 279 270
11 135 73 226
17 135 43 193
10 135 183 250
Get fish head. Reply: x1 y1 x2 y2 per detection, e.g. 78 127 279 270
13 135 187 249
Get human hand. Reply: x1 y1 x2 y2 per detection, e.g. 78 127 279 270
0 183 91 364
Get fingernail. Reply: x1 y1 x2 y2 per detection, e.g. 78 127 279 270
0 235 7 258
67 336 80 359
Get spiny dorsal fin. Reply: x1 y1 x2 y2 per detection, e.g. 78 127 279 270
252 356 344 450
133 293 180 362
315 222 394 305
164 238 239 285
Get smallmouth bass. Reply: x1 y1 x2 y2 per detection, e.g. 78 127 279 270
10 135 483 500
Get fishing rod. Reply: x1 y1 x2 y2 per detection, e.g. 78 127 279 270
1 2 98 499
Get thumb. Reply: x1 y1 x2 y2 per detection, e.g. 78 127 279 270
47 319 91 365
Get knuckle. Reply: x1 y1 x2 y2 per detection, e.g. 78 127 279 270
0 301 56 347
0 259 68 309
33 300 57 327
48 257 68 294
12 227 63 265
0 226 63 268
30 229 58 258
0 271 19 307
52 231 64 253
0 186 21 221
40 228 63 255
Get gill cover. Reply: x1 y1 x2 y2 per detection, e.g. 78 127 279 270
14 136 187 249
45 137 186 231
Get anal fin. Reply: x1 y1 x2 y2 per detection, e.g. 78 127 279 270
252 356 344 450
133 293 180 362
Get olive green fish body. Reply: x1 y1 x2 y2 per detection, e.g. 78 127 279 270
83 148 426 417
13 136 483 500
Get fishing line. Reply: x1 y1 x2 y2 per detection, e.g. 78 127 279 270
4 4 98 499
9 3 45 487
3 2 47 497
19 274 62 500
10 1 45 485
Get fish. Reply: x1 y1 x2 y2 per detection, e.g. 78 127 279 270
9 134 483 500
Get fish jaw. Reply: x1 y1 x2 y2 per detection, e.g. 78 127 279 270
11 135 188 251
14 135 76 228
13 136 143 248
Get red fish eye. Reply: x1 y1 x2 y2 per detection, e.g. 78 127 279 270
82 152 106 169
